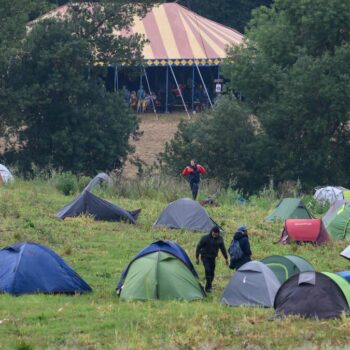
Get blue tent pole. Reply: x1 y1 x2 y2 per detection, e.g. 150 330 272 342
113 64 118 92
192 65 195 113
165 66 169 113
116 64 119 91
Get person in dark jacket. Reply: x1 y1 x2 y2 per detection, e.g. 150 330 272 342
196 226 228 292
229 225 252 270
181 160 206 200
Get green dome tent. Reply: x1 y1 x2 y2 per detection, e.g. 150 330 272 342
323 202 350 240
266 198 313 222
261 255 315 284
117 251 205 300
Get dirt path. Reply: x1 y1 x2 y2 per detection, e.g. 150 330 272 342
123 113 186 177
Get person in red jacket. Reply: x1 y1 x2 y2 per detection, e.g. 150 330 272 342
181 160 206 200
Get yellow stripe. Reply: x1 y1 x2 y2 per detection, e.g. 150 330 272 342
132 16 154 60
185 15 226 58
152 5 180 59
190 13 243 44
178 10 206 59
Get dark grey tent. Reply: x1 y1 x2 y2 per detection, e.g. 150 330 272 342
221 261 281 307
274 272 350 319
56 190 140 223
153 198 217 232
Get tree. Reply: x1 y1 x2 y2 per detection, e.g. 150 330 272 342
225 0 350 189
1 1 156 175
167 0 272 33
160 96 267 193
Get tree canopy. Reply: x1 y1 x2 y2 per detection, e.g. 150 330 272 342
225 0 350 189
0 0 155 176
169 0 272 33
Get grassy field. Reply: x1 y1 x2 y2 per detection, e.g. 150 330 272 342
0 179 349 349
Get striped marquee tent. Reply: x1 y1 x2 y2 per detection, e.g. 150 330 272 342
119 3 244 66
32 3 244 114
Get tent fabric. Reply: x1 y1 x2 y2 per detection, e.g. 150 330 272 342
261 255 315 284
278 219 330 245
322 200 350 227
340 245 350 260
266 198 313 222
322 272 350 306
117 251 205 300
274 272 350 319
30 3 243 66
117 240 198 290
56 190 140 223
0 242 92 295
84 173 110 192
153 198 216 232
324 201 350 240
221 261 281 307
338 271 350 283
0 164 13 183
314 186 346 205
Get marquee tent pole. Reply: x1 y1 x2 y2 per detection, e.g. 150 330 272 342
196 64 213 108
114 64 119 92
169 64 190 119
143 66 158 119
165 66 169 113
192 66 195 113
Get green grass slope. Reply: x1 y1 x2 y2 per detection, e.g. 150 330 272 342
0 181 349 349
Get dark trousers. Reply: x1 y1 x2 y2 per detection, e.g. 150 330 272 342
202 257 216 290
190 182 199 200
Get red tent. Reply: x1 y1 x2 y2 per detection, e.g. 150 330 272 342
278 219 330 245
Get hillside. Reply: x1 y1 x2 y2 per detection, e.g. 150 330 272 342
123 114 183 178
0 180 349 349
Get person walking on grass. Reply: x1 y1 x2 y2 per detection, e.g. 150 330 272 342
196 226 228 293
229 225 252 270
181 159 206 200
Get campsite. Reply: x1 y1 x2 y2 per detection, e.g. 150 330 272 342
0 178 349 349
2 0 350 349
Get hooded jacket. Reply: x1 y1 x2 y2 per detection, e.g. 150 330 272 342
196 233 228 260
229 231 252 269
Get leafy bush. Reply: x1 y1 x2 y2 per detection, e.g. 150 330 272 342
54 172 79 196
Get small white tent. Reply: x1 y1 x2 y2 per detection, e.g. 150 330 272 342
314 187 346 205
340 246 350 260
0 164 13 183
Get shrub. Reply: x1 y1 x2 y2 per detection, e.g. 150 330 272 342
54 172 79 196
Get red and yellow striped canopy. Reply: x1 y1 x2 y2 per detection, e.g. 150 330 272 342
119 3 243 66
32 3 244 66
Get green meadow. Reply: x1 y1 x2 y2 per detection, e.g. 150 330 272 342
0 179 349 350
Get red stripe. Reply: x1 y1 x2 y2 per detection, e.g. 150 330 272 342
143 9 168 59
191 19 229 53
182 14 217 58
165 4 194 59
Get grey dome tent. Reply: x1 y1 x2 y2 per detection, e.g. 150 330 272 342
221 261 281 307
266 198 313 222
274 272 350 319
56 190 140 223
261 255 315 284
84 173 110 192
153 198 217 232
